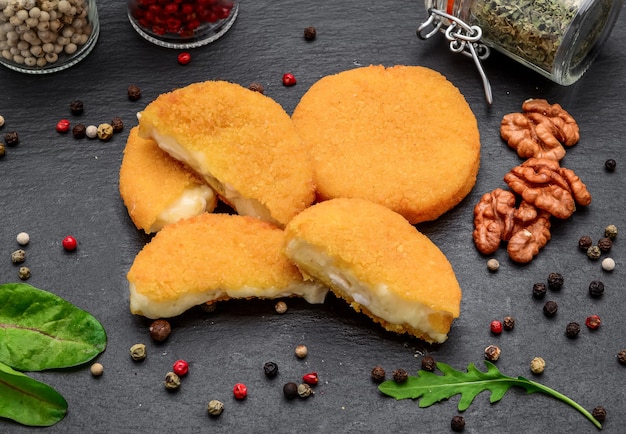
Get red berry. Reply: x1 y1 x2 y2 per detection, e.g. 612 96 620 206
56 119 71 133
282 73 297 86
490 320 503 334
173 359 189 376
585 315 601 330
233 383 247 399
302 372 319 385
177 52 191 65
62 235 77 251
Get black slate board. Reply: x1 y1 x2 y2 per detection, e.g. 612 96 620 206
1 1 625 433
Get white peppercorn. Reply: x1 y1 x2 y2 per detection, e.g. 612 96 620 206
90 362 104 376
85 124 97 138
601 257 615 271
486 258 499 271
18 266 31 280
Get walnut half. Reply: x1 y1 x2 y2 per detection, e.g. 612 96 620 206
501 99 579 161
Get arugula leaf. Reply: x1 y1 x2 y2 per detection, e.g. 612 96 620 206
0 282 107 371
378 361 602 430
0 361 67 426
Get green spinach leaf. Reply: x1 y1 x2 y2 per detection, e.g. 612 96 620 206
0 283 107 371
0 361 67 426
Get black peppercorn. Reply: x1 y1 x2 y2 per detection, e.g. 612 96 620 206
604 159 616 172
588 281 605 298
618 349 626 364
248 82 265 94
283 382 299 399
565 322 580 338
149 319 171 342
70 100 84 115
392 368 408 383
597 237 612 252
503 316 515 331
72 124 86 139
421 356 436 372
543 300 558 317
263 361 279 378
128 85 142 101
547 272 564 290
451 415 465 432
303 26 317 41
111 117 124 133
592 406 607 422
371 365 386 383
532 282 547 299
578 235 593 250
4 131 18 147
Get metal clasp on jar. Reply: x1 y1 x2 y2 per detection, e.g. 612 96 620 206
418 9 493 105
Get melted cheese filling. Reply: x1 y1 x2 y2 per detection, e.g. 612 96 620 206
286 238 449 342
129 281 329 319
151 185 217 232
144 126 278 225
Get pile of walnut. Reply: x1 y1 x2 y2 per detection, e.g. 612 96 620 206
473 99 592 263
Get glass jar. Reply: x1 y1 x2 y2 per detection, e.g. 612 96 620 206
127 0 239 49
0 0 99 74
423 0 624 85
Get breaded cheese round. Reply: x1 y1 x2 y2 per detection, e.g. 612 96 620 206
119 127 217 233
291 65 480 224
283 197 462 343
128 213 328 319
137 80 315 227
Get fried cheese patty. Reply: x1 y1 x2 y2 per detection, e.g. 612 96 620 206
128 213 328 319
119 127 217 233
137 80 316 227
291 65 480 224
283 197 462 343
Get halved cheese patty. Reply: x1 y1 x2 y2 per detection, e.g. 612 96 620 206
137 80 315 227
119 127 217 233
291 65 480 224
283 198 462 343
128 213 328 319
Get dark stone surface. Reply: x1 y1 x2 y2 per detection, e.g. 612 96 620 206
1 1 625 433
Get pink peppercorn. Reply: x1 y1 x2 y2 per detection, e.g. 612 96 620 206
302 372 319 386
490 320 503 334
173 359 189 376
233 383 248 399
585 315 601 330
282 73 297 86
177 52 191 65
62 236 77 251
56 119 71 133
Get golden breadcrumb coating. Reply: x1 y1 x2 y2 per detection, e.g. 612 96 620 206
128 213 327 319
283 198 462 343
291 65 480 224
137 80 315 227
119 127 217 233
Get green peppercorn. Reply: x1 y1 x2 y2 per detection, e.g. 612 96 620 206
421 356 436 372
543 300 558 317
130 343 147 361
587 245 601 260
578 235 593 250
530 357 545 374
451 415 465 432
164 371 180 390
565 322 580 338
532 282 547 299
297 383 313 398
605 224 618 240
371 365 386 383
97 123 114 141
283 382 298 399
18 266 30 280
597 237 612 252
392 368 408 383
547 272 564 290
0 143 5 159
592 406 607 422
11 249 25 263
207 399 224 416
484 345 501 361
263 361 279 378
588 281 605 298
